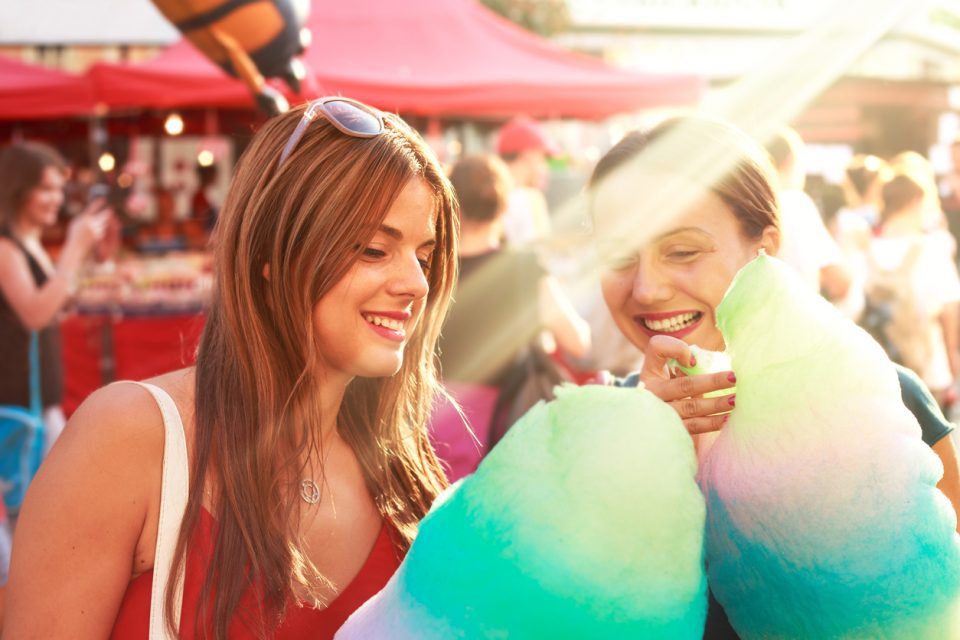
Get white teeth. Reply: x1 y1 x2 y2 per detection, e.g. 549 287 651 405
363 314 404 332
642 312 699 332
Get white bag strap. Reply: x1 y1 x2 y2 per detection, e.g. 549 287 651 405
132 381 190 640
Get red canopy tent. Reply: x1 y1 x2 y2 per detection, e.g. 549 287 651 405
89 0 701 118
0 55 97 120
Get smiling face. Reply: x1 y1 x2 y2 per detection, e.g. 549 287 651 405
19 166 65 229
312 178 438 382
596 173 778 352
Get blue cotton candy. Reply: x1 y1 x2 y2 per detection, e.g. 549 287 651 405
701 253 960 639
337 384 708 639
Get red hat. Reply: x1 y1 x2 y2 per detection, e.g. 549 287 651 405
496 116 559 157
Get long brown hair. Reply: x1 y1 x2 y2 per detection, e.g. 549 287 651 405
0 142 66 230
168 103 457 638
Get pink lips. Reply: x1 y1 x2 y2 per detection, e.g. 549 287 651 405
367 323 404 343
634 310 704 339
364 310 411 321
362 309 411 344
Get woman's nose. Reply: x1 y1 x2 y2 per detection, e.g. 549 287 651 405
630 259 671 304
388 253 429 300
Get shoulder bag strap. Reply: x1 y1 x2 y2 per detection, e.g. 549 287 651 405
131 381 190 640
28 331 40 417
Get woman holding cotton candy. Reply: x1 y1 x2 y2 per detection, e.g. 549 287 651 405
588 115 960 638
589 116 959 500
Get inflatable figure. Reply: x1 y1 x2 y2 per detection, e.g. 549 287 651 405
337 384 707 639
700 253 960 639
151 0 310 113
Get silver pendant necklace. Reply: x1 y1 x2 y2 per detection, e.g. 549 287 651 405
300 478 321 504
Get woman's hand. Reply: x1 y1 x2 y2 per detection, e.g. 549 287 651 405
65 200 112 255
639 335 736 435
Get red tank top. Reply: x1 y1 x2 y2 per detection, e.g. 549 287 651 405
111 508 401 638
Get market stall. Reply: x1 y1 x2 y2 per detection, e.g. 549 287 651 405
4 0 704 418
87 0 702 118
0 55 96 120
61 252 212 415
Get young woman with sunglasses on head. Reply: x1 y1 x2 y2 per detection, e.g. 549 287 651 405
4 98 457 639
589 115 960 638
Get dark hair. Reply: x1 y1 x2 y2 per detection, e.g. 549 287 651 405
590 116 779 239
195 162 218 186
845 154 883 200
880 172 924 222
448 154 511 222
0 142 66 229
763 127 802 171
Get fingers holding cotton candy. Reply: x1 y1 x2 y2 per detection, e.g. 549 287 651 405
700 253 960 639
640 336 736 435
337 385 709 639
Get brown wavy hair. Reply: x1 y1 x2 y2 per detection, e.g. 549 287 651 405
167 103 457 638
0 142 66 229
589 115 780 240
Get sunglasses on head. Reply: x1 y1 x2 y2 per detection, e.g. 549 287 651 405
277 97 386 167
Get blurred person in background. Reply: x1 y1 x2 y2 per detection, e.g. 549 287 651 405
433 154 590 480
829 154 887 321
190 161 220 232
183 161 221 249
496 116 557 248
764 127 851 302
0 142 110 455
866 170 960 410
891 150 950 236
938 136 960 259
835 154 884 231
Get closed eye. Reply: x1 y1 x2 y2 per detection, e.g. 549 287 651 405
606 254 638 271
362 247 386 259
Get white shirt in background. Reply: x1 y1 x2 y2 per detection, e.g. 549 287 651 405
868 230 960 392
777 189 844 293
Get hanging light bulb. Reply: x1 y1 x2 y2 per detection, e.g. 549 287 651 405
197 149 215 167
98 152 116 173
164 112 185 136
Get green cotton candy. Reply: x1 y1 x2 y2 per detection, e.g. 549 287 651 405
336 384 708 639
673 345 729 377
671 346 733 399
699 252 960 639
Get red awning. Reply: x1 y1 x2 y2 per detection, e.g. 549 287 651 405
89 0 701 119
87 41 251 112
0 55 97 120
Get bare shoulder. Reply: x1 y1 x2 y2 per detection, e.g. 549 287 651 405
58 379 167 457
18 378 175 536
3 379 180 636
0 236 27 274
49 367 197 485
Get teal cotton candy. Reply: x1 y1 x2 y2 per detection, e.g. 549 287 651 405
336 384 708 639
700 253 960 639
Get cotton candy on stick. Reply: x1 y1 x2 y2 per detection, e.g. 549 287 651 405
336 384 707 639
700 253 960 639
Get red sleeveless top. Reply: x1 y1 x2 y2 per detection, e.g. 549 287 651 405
111 508 401 638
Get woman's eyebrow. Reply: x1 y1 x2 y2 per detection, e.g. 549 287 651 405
378 223 436 248
655 226 711 240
